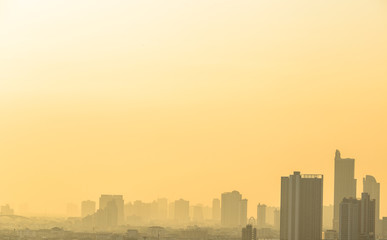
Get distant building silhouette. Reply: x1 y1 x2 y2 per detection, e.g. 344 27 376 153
333 150 356 231
339 193 375 240
212 198 221 222
126 200 151 223
265 206 277 227
221 191 248 227
0 204 14 216
99 195 124 226
156 198 168 220
174 199 189 223
240 199 248 226
323 205 334 230
339 198 360 240
81 200 96 218
93 200 119 228
192 204 204 222
242 224 257 240
280 171 323 240
257 203 266 228
363 175 380 236
168 201 175 220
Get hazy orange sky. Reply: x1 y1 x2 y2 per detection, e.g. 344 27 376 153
1 0 387 217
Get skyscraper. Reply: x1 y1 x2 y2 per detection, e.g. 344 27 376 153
339 198 360 240
266 206 277 227
240 199 248 226
168 201 175 220
221 191 247 227
363 175 380 235
242 224 257 240
360 193 375 240
156 198 168 220
99 195 124 225
280 171 323 240
81 200 96 218
257 204 266 228
333 150 357 231
339 193 375 240
212 198 221 222
193 204 204 222
174 199 190 223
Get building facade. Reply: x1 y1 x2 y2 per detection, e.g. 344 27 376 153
99 195 124 225
363 175 380 236
280 171 323 240
221 191 247 227
242 224 257 240
333 150 357 231
81 200 96 218
257 204 266 228
339 193 375 240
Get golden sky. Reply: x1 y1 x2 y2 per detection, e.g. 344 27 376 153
1 0 387 216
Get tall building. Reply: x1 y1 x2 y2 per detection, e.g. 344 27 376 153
81 200 96 218
363 175 380 235
168 201 175 220
257 204 266 228
212 198 221 221
339 198 360 240
99 195 124 225
360 193 376 240
339 193 375 240
242 224 257 240
174 199 190 223
156 198 168 220
203 205 212 220
221 191 247 227
94 200 119 228
240 199 248 226
280 171 323 240
333 150 357 231
266 206 277 227
128 200 151 223
193 204 204 222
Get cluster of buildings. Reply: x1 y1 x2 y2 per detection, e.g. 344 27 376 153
2 149 384 240
242 150 385 240
78 149 386 240
79 195 223 229
0 226 243 240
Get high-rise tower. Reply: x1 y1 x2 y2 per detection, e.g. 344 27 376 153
363 175 380 235
221 191 247 227
333 150 356 231
280 171 323 240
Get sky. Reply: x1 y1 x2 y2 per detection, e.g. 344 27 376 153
0 0 387 217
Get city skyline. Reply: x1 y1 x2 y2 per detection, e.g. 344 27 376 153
1 2 387 239
0 150 385 218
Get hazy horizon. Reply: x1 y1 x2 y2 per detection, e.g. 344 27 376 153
1 0 387 219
